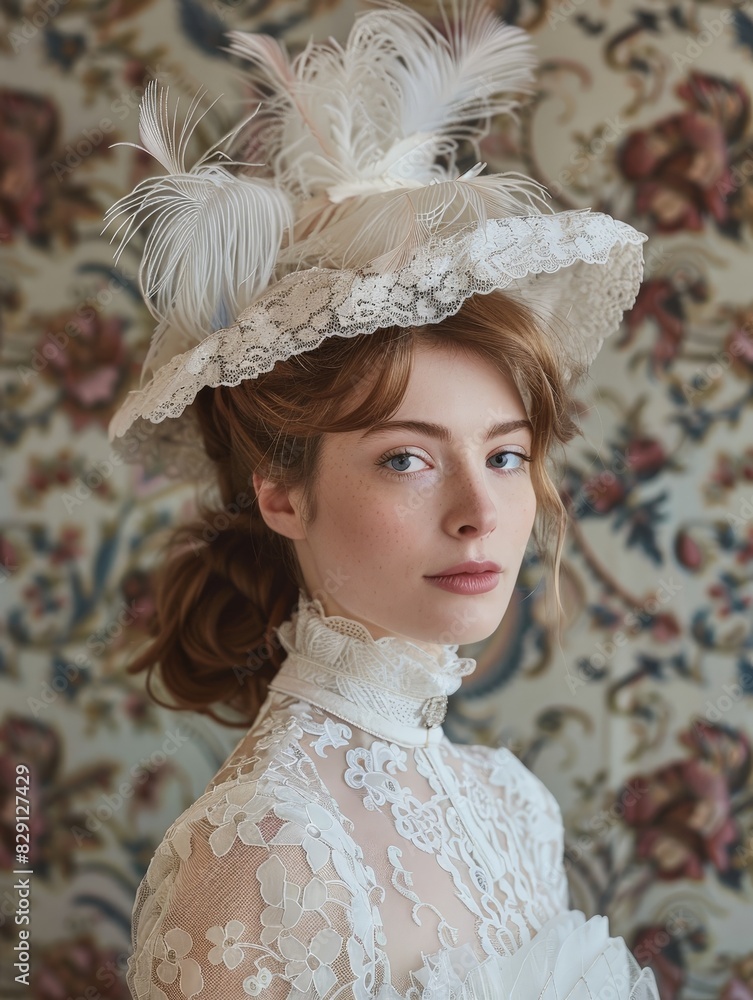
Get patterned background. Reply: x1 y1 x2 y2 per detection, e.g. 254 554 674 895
2 0 753 996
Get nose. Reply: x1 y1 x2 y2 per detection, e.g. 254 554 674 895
441 461 498 537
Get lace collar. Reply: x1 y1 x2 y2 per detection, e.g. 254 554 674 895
268 589 477 747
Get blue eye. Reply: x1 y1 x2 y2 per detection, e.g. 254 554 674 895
379 450 531 479
385 453 423 473
489 452 526 471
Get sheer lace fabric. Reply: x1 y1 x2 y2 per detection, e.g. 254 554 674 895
127 592 659 999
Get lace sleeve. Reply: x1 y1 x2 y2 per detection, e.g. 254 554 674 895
126 783 375 1000
538 778 570 912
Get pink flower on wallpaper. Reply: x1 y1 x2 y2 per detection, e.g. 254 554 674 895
721 955 753 1000
648 611 682 643
620 278 692 368
46 526 83 565
0 532 19 576
0 87 113 246
728 325 753 376
711 453 741 491
36 305 134 431
624 437 667 479
580 471 627 514
621 721 750 881
617 72 746 234
33 935 130 1000
0 90 56 243
674 529 706 572
722 979 753 1000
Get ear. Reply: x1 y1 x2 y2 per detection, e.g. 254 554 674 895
252 471 307 541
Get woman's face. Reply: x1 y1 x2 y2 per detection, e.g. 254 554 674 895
254 342 537 654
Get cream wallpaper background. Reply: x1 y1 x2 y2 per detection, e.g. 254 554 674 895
2 0 753 996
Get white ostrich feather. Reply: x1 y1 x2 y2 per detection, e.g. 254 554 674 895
225 0 538 203
101 80 293 381
348 0 538 139
224 30 364 199
277 169 553 271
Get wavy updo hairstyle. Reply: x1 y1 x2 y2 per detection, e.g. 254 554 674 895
128 290 584 725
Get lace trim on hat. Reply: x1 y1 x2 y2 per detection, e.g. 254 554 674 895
108 211 647 480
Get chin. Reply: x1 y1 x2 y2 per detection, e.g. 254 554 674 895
422 609 505 648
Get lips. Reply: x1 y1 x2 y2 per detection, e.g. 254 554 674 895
426 560 502 577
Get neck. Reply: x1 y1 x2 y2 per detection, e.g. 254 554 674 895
267 589 477 747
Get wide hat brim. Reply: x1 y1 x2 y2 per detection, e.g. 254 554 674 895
109 208 647 481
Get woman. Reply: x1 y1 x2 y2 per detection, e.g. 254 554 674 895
104 1 658 996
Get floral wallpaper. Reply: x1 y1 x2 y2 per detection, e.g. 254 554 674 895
2 0 753 997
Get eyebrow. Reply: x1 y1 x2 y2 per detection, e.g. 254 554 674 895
360 418 533 443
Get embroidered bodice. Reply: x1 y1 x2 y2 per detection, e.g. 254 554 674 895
126 591 659 999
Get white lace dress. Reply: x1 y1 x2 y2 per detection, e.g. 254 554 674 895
126 591 660 999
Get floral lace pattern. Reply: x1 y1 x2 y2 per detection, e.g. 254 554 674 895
126 590 657 999
109 211 647 481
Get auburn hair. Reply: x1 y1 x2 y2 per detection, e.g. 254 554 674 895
127 290 584 726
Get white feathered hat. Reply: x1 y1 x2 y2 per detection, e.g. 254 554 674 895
102 0 648 480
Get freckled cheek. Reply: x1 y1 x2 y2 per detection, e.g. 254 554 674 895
318 484 398 554
348 501 409 563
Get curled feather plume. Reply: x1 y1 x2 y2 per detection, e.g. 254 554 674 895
226 0 539 198
277 169 554 271
101 80 293 382
103 1 550 377
224 0 548 270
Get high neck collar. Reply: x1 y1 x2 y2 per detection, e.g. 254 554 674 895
268 589 477 747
